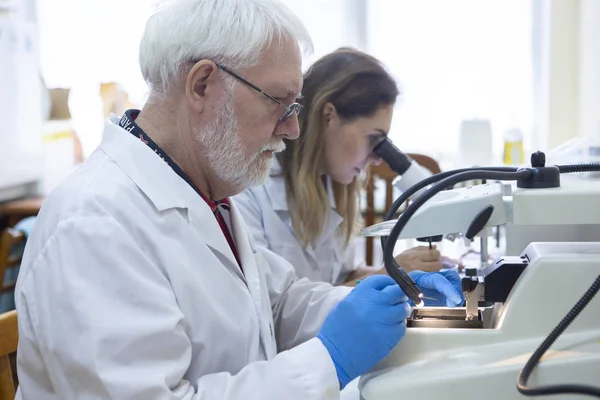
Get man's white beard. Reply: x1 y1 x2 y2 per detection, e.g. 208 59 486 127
196 85 285 192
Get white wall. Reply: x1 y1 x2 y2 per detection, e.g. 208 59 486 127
367 0 534 162
546 0 580 150
282 0 367 69
34 0 362 158
579 0 600 141
22 0 600 184
37 0 363 101
0 0 43 200
538 0 600 151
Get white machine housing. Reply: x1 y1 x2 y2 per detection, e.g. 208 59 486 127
360 242 600 400
392 160 433 200
505 176 600 254
361 175 600 255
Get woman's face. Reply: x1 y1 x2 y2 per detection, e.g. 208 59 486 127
323 103 394 184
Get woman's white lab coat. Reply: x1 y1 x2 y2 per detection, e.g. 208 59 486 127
233 161 358 286
14 118 349 400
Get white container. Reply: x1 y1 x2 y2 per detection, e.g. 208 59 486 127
458 119 493 167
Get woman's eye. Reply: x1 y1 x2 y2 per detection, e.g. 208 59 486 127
368 135 385 148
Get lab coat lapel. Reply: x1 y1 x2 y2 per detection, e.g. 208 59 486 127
264 160 339 260
100 118 243 281
264 160 288 211
230 202 276 359
313 176 343 248
264 161 319 257
313 213 343 248
187 205 245 283
303 238 319 264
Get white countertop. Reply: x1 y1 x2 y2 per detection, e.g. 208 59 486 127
340 379 360 400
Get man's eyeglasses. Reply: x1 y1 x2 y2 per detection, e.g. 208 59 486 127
216 63 303 122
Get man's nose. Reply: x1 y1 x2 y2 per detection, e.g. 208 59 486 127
274 115 300 140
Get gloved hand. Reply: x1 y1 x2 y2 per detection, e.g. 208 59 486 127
441 255 465 272
409 269 464 307
395 245 443 272
317 275 411 389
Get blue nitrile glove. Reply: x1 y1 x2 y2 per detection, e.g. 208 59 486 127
409 269 464 307
317 275 411 389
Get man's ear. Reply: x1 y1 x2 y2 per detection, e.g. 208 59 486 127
185 60 218 114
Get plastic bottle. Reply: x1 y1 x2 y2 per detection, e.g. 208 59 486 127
503 127 525 165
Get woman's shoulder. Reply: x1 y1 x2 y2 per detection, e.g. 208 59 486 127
233 184 265 207
233 175 278 210
233 157 288 214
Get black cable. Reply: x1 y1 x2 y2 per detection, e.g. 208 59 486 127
380 166 518 253
379 162 600 256
376 160 600 397
558 163 600 174
382 169 533 285
517 275 600 397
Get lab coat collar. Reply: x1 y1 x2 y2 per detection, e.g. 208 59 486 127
100 117 242 274
229 202 276 358
101 117 192 212
265 158 343 247
266 158 337 211
265 159 289 211
316 177 344 248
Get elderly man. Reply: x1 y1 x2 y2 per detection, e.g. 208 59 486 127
15 0 462 399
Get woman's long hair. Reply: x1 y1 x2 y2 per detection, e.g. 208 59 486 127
276 48 399 248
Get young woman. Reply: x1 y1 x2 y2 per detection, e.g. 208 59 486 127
235 48 449 286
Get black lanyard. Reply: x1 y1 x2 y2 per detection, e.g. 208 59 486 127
119 110 203 198
118 110 232 210
119 110 241 267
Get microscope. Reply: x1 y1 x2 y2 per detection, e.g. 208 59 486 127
362 142 600 399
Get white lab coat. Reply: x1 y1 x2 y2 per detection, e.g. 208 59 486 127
14 118 351 400
233 161 358 286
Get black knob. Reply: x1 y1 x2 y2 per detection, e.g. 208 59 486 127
465 268 478 277
465 205 494 240
531 151 546 167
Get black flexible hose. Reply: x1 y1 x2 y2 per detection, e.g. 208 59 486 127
380 166 518 253
517 275 600 397
382 169 533 284
558 163 600 174
380 163 600 253
377 161 600 397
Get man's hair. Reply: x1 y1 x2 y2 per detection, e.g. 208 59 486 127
139 0 313 96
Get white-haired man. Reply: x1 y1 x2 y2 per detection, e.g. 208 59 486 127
15 1 462 398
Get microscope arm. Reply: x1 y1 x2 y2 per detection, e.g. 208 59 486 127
361 182 508 239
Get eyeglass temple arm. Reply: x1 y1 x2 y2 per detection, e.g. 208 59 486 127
216 64 288 109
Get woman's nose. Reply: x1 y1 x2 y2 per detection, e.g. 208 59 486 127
367 153 382 166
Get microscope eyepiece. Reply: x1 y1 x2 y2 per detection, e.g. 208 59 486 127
372 137 413 175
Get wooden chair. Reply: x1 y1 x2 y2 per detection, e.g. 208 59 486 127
0 310 18 399
0 197 44 227
406 153 442 176
364 153 441 266
0 228 25 303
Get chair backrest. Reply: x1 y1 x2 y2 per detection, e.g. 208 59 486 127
0 228 25 296
364 153 441 266
0 197 44 227
0 310 18 400
406 153 442 176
